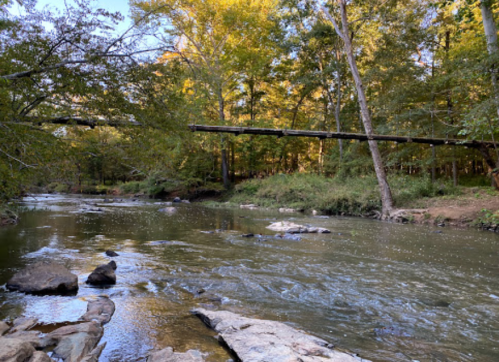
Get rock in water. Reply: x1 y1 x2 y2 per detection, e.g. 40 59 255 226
158 207 177 214
81 297 115 325
267 221 331 234
6 262 78 295
192 309 369 362
105 250 119 257
80 343 106 362
147 347 205 362
0 337 35 362
86 262 117 285
173 197 182 203
43 322 103 362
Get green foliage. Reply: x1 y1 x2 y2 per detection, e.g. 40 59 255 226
473 208 499 227
230 173 460 215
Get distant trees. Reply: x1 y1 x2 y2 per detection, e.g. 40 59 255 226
1 0 499 204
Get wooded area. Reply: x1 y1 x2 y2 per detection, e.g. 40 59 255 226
1 0 499 216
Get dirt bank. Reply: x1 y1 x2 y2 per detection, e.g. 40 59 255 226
405 188 499 228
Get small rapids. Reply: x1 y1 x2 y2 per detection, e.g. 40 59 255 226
1 194 498 361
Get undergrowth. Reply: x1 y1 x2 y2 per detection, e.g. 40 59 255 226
229 173 460 216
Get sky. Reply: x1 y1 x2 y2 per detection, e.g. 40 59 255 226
9 0 133 32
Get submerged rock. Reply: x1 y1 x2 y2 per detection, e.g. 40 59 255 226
373 326 411 337
81 297 115 325
147 347 206 362
105 250 119 257
267 221 331 234
6 262 78 295
86 261 117 285
192 308 369 362
275 233 302 241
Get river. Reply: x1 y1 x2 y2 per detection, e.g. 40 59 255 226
0 194 498 361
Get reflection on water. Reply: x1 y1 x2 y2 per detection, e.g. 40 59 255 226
1 194 499 361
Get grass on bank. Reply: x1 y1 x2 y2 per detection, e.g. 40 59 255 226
227 173 460 216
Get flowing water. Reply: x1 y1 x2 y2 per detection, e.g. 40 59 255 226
1 194 499 362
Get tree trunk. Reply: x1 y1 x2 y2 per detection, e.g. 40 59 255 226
334 49 343 161
480 0 499 120
218 94 230 189
325 1 394 218
479 145 499 189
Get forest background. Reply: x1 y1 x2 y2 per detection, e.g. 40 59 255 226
1 0 499 223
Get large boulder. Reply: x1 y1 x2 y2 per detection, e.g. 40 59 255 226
81 297 115 325
86 261 117 285
0 337 35 362
43 322 103 362
147 347 205 362
192 309 369 362
6 262 78 295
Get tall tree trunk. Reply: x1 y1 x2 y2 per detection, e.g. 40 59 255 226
218 93 230 189
334 49 343 161
480 0 499 120
323 1 394 218
445 31 458 187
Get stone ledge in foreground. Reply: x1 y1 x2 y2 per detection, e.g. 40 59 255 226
192 308 370 362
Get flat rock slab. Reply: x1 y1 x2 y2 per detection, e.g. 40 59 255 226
147 347 205 362
267 221 330 234
6 262 78 295
9 317 37 334
86 261 117 285
81 297 115 325
192 309 369 362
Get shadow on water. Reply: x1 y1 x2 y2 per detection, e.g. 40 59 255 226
1 194 499 361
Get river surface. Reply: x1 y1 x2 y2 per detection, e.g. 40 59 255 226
1 194 499 361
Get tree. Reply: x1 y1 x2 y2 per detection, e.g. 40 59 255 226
322 1 394 218
132 0 279 188
0 0 168 199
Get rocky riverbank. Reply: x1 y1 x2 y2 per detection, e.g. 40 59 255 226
1 257 371 362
